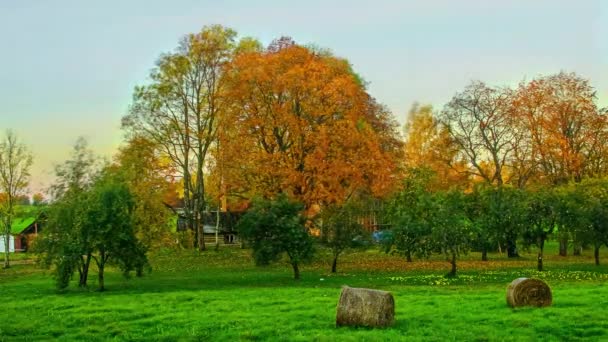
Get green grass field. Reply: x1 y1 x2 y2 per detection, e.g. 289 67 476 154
1 245 608 341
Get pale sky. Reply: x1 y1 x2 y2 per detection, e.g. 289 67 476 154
1 0 606 193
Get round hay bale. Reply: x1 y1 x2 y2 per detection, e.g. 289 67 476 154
506 278 552 308
336 286 395 328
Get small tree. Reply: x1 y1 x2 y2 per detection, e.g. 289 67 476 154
237 195 313 280
431 190 471 277
521 188 558 271
570 179 608 266
86 178 148 290
382 168 436 263
0 130 33 268
319 200 370 273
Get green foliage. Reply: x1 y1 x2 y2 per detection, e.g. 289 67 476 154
37 139 148 290
318 199 370 272
469 185 527 258
382 168 435 262
430 189 472 276
237 195 313 279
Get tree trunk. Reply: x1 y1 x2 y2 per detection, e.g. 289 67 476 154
573 242 582 256
506 237 519 258
595 245 600 266
292 262 300 280
3 230 10 269
406 251 412 263
481 247 488 261
331 255 338 273
98 263 105 292
215 205 220 250
448 252 457 277
79 254 91 287
559 238 568 256
537 240 544 272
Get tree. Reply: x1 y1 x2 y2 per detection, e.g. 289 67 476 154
219 42 401 211
566 179 608 265
237 195 313 280
38 138 101 288
319 199 370 273
39 167 148 291
109 137 174 248
403 103 467 190
85 176 148 291
469 185 526 259
0 130 33 268
512 72 606 184
521 188 558 271
430 190 472 277
32 193 45 206
439 81 515 186
123 25 240 251
382 168 435 263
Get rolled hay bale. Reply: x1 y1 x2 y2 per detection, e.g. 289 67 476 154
336 286 395 328
506 278 552 308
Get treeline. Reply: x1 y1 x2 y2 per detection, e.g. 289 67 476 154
382 170 608 276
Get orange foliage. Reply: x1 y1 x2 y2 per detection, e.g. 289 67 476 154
512 72 607 184
218 44 402 209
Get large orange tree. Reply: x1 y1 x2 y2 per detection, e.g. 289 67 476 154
217 42 402 210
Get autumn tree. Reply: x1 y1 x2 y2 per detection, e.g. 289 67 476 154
0 130 33 268
123 25 241 250
512 72 607 184
219 41 401 211
439 81 515 186
109 137 174 248
403 103 467 190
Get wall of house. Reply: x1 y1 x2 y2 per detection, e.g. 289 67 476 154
0 235 15 253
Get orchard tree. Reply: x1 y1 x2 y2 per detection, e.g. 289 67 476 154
382 168 435 263
220 41 401 211
470 185 526 259
431 190 472 277
571 179 608 266
521 188 558 271
237 195 313 280
319 199 370 273
0 130 33 268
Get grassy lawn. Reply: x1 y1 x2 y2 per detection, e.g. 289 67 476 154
1 245 608 341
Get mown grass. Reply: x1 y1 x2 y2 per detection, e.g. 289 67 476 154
1 244 608 341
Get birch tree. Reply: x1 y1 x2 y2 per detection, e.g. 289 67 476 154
0 130 32 268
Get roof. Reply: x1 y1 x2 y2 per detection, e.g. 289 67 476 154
11 217 37 234
3 205 45 234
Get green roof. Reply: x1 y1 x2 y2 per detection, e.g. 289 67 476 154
11 217 37 234
2 205 44 234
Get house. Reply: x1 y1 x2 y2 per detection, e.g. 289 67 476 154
175 210 241 245
0 209 44 253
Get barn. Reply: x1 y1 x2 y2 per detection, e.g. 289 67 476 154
0 212 44 253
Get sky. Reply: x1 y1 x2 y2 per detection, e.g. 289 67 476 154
0 0 606 193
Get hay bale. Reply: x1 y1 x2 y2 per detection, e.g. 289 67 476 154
506 278 552 308
336 286 395 328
